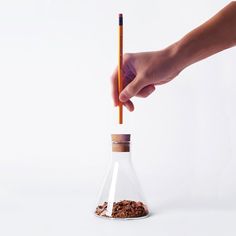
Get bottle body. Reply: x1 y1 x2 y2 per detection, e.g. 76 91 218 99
95 134 149 219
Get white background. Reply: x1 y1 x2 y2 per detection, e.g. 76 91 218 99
0 0 236 235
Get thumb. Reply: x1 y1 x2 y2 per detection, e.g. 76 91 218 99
119 78 143 102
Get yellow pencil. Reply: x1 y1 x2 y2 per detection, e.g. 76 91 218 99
118 13 123 124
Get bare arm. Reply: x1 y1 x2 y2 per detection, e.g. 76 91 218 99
175 1 236 71
111 2 236 111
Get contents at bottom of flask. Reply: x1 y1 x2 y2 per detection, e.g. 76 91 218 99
95 200 149 218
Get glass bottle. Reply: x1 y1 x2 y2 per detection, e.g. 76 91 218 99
95 134 149 219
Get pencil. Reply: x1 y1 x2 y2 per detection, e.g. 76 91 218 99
118 13 123 124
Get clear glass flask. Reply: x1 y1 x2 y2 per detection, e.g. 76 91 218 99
95 134 149 219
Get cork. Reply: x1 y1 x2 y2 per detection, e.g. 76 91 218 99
111 134 130 142
111 134 130 152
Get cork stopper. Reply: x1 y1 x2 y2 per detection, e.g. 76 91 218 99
111 134 130 142
111 134 130 152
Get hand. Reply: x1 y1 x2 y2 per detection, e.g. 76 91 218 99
111 46 182 111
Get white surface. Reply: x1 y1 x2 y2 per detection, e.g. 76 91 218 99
0 0 236 235
1 193 236 236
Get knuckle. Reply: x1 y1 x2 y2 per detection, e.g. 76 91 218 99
142 93 149 98
123 53 132 63
126 86 135 95
141 70 149 78
127 82 140 95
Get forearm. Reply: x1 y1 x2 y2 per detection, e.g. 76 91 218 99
172 1 236 71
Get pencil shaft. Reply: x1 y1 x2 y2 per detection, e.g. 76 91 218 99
118 16 123 124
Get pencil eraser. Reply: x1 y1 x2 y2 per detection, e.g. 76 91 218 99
119 13 123 25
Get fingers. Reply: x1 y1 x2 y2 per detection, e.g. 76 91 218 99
136 84 155 98
123 100 134 112
119 78 143 103
111 67 119 106
111 68 155 112
122 85 155 112
111 68 135 112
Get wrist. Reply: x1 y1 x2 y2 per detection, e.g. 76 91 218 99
165 40 190 74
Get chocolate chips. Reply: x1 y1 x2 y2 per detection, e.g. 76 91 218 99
95 200 149 218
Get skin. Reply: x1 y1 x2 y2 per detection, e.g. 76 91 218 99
111 1 236 111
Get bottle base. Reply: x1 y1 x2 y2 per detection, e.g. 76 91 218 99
94 200 149 220
94 212 150 220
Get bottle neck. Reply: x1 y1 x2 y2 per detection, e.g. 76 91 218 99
112 141 130 152
111 151 131 160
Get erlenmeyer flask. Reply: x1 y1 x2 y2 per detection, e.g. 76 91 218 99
95 134 149 219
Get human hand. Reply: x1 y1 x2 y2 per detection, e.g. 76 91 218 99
111 46 182 111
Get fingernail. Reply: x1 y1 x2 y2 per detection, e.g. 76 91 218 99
119 92 127 102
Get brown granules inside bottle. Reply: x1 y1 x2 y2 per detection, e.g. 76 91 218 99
95 200 149 218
